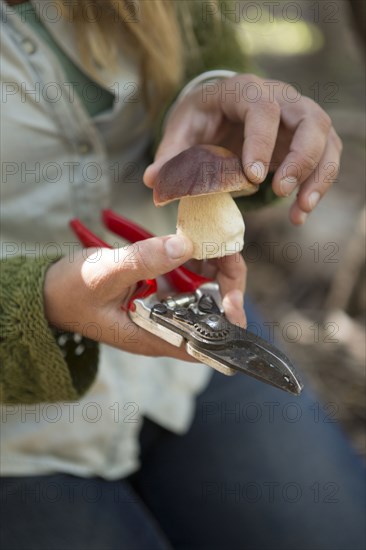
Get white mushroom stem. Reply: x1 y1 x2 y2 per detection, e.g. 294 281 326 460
176 192 245 260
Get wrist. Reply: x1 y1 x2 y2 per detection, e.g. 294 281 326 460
43 258 67 329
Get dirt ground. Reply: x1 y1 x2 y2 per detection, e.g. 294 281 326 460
239 1 365 456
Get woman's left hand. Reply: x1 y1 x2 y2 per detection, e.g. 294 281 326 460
144 74 343 225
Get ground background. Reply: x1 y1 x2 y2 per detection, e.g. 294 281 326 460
236 0 365 456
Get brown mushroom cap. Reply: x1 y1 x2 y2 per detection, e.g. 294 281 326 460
153 145 258 206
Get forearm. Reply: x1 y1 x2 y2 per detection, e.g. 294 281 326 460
0 255 98 404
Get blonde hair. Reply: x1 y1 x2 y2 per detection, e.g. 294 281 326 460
57 0 210 114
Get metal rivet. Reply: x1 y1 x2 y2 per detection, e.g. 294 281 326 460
152 303 168 315
75 344 85 356
199 296 214 312
57 334 68 347
174 308 188 319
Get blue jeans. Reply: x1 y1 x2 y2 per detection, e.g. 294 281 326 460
1 303 365 550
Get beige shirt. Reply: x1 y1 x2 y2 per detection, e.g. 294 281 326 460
0 0 211 479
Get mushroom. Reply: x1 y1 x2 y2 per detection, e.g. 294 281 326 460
154 145 259 259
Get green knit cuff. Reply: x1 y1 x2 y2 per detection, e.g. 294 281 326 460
0 256 98 404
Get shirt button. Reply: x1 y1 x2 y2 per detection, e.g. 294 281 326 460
22 38 37 55
78 143 92 155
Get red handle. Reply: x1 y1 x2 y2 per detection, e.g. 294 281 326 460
70 219 110 248
102 209 211 292
102 209 154 242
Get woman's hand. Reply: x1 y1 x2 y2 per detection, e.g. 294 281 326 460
189 253 247 326
144 74 343 225
44 235 247 360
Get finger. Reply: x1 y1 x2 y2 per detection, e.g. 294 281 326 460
240 102 281 183
182 259 218 279
198 259 219 279
144 144 187 188
289 131 342 225
272 106 332 197
215 252 247 296
216 253 247 326
117 235 194 284
143 104 203 188
220 77 280 183
223 289 247 327
82 235 194 293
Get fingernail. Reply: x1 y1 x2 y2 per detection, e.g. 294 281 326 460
297 211 308 225
249 161 266 182
142 165 151 183
280 177 298 196
309 191 321 209
165 235 188 259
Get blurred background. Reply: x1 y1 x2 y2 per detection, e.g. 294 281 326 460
237 1 365 456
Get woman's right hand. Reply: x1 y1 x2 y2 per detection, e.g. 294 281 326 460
44 233 247 361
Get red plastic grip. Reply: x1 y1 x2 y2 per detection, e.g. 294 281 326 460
128 279 158 311
70 219 110 248
102 209 154 242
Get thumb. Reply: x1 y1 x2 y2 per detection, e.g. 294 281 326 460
144 138 191 189
143 148 182 189
112 234 194 287
144 106 197 188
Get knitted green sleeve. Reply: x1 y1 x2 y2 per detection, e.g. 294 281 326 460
0 256 98 404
